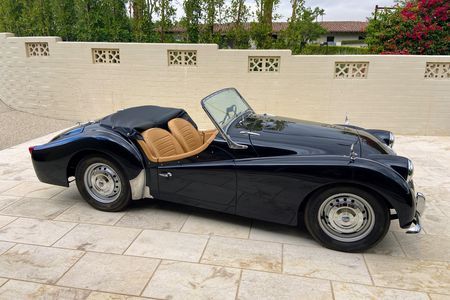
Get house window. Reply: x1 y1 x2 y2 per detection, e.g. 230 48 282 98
327 36 335 42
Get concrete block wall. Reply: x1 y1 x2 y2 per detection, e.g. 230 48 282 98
1 33 449 135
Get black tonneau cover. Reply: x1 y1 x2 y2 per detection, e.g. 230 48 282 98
99 105 196 138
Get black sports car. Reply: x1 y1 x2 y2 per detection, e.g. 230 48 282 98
30 88 425 252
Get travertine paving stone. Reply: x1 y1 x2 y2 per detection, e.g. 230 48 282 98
429 294 450 300
238 270 332 300
249 221 319 247
1 196 77 219
54 223 141 254
52 185 83 201
87 291 149 300
0 279 6 288
283 244 372 284
0 280 91 300
55 202 125 225
201 236 282 272
0 195 20 211
0 180 21 194
59 252 160 296
332 282 429 300
0 244 83 283
143 261 240 300
181 212 251 238
0 242 14 255
365 254 450 294
2 181 65 198
421 214 450 237
0 218 76 246
366 232 405 257
125 230 208 262
394 231 450 262
0 215 16 228
116 204 189 231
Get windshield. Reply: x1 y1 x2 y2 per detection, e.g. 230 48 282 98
201 88 253 132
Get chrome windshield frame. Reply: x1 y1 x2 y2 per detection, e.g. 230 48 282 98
201 88 254 150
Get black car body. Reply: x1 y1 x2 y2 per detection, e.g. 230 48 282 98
30 88 425 251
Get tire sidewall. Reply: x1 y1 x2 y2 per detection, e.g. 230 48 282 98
304 186 390 252
75 155 131 212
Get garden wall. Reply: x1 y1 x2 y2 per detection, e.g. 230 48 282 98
1 33 449 135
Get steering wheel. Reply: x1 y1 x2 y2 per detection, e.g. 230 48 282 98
219 104 237 125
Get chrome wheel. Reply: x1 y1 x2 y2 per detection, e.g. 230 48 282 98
318 193 375 243
83 163 122 204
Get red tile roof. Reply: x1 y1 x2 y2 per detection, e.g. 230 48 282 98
167 21 368 34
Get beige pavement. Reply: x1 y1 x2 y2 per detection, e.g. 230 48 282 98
0 132 449 299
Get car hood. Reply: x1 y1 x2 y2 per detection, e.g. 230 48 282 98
235 114 361 156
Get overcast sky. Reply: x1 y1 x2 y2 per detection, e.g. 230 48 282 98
174 0 397 21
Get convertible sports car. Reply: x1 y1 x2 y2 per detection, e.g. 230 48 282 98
30 88 425 252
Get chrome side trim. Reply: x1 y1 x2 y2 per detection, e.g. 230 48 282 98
129 169 151 200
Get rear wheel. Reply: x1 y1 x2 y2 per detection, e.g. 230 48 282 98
75 155 131 212
304 186 390 252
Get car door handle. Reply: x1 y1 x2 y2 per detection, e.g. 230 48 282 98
159 172 172 178
240 131 260 136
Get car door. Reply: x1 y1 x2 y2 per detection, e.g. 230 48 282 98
156 141 237 213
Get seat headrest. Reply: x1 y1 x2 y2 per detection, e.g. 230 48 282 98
141 128 184 158
168 118 203 152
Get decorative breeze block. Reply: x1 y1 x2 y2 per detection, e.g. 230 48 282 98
92 49 120 64
249 56 280 72
26 42 49 57
168 50 197 66
335 62 369 79
424 62 450 79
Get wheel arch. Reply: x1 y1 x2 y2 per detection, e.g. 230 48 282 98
297 182 393 226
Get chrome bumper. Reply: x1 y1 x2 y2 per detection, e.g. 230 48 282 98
406 192 426 234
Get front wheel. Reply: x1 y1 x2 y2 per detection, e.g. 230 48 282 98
304 187 390 252
75 155 131 212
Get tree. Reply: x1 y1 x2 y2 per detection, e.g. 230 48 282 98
129 0 156 42
51 0 78 41
366 0 449 55
155 0 176 42
223 0 251 48
251 0 279 49
200 0 225 43
182 0 202 42
276 0 325 53
102 0 131 42
0 0 27 35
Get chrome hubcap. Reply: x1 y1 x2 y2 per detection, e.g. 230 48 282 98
318 193 375 242
83 163 121 204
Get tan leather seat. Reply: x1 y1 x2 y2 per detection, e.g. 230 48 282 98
168 118 203 152
139 128 184 161
138 121 219 163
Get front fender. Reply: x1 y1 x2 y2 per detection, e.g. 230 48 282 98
348 158 415 227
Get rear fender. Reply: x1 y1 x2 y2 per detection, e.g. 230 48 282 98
32 128 150 200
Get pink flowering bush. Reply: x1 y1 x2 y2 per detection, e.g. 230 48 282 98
366 0 449 54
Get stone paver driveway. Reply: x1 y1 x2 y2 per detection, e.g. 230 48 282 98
0 132 449 299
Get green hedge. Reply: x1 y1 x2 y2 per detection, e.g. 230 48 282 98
341 40 366 45
295 45 369 55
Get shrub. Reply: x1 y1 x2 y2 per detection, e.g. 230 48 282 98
366 0 449 55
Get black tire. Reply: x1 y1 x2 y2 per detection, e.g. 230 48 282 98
75 155 131 212
304 186 390 252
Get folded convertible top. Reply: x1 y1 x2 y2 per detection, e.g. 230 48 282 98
99 105 196 138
